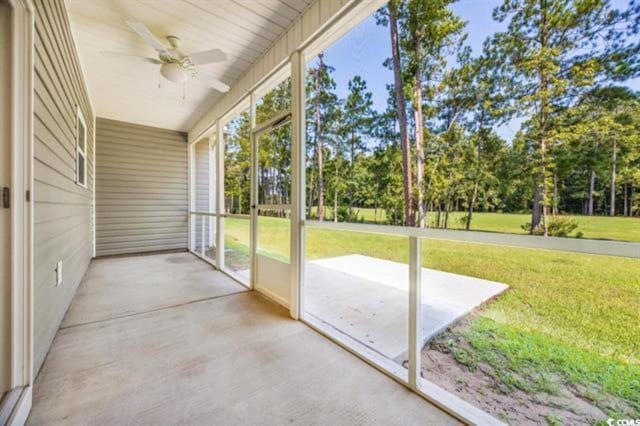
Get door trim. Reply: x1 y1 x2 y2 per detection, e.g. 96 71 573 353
6 0 35 424
250 110 292 291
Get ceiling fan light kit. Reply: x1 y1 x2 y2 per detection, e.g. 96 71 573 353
102 20 230 92
160 62 189 83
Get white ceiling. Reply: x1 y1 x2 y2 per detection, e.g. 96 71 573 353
66 0 312 131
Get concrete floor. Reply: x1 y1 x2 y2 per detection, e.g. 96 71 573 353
61 252 245 327
29 252 456 425
306 255 508 361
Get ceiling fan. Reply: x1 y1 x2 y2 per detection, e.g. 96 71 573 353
102 20 230 93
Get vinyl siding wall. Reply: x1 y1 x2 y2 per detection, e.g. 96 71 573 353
34 0 95 374
95 118 188 256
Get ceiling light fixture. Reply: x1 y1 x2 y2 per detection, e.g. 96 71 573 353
160 62 189 83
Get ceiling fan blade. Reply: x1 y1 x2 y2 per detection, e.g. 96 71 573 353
188 48 227 65
194 71 230 93
126 20 169 54
101 51 162 65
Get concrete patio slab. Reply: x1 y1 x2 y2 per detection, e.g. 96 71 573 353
305 255 508 362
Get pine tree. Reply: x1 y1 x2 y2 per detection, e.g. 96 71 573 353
491 0 637 235
341 76 375 222
306 54 341 220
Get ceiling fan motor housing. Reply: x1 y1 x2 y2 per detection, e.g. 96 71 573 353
166 35 181 48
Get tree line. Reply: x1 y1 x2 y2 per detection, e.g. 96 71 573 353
224 0 640 235
306 0 640 234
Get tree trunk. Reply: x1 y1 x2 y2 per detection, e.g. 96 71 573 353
444 202 450 229
552 172 558 216
374 181 379 223
388 1 414 226
411 17 426 228
610 136 617 216
466 179 479 230
531 0 549 236
537 119 549 237
531 184 543 233
414 95 425 228
333 160 339 222
307 168 314 218
348 134 355 222
588 170 596 216
623 182 628 216
315 54 325 221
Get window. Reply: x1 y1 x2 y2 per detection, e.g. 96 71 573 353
75 106 87 187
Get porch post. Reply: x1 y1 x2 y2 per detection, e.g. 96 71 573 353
408 236 422 389
208 136 215 253
290 50 305 320
200 216 205 258
215 123 224 269
249 92 258 290
187 142 194 252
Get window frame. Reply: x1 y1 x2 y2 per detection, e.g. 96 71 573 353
75 105 87 188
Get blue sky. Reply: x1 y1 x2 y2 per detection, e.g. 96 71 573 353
309 0 639 143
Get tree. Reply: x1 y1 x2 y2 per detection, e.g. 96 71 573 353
256 79 292 212
491 0 637 235
556 86 640 216
306 54 341 220
224 112 251 214
377 1 415 226
340 76 376 221
404 0 466 227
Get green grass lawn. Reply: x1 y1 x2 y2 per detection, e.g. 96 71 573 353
224 215 640 417
311 207 640 242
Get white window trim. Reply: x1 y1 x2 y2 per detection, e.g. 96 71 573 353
75 105 87 188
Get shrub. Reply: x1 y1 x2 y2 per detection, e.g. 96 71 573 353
521 216 579 237
336 206 363 223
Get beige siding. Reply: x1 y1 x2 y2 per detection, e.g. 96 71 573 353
34 0 95 374
96 118 188 256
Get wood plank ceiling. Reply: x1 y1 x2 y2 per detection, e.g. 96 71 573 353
66 0 313 131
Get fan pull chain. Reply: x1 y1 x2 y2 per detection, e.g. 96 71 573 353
183 83 186 101
158 73 162 89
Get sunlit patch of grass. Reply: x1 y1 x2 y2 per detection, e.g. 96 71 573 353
545 412 562 426
458 318 640 416
309 208 640 242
